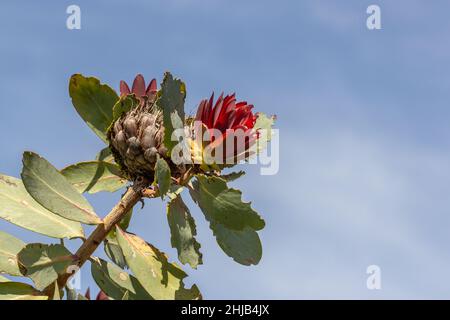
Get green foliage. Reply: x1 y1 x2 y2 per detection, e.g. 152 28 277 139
111 94 139 125
0 231 25 276
96 147 115 163
155 157 171 198
193 175 265 231
91 258 152 300
0 71 273 300
115 227 201 300
61 161 127 194
190 176 263 265
210 225 262 266
0 175 84 239
104 239 127 270
0 282 48 300
21 152 101 225
104 209 133 269
157 72 186 154
69 74 119 143
167 195 202 269
17 243 75 291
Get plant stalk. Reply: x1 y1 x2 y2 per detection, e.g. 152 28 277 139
43 177 150 297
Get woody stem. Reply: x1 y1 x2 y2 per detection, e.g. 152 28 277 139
43 177 151 297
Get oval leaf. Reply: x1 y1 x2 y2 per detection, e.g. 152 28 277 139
69 74 119 143
104 209 133 269
91 258 152 300
189 178 262 265
157 72 186 154
17 243 75 291
194 175 265 231
155 158 171 198
0 175 84 239
115 227 201 300
0 282 48 300
167 196 202 269
21 152 102 225
0 231 25 276
61 161 127 194
211 224 262 266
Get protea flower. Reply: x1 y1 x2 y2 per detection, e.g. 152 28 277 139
108 74 167 179
192 93 258 166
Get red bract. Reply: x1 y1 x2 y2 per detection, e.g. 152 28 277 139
120 74 157 98
84 288 110 300
195 93 258 164
195 93 256 133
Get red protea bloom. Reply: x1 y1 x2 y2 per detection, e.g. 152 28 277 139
120 74 157 99
194 93 258 165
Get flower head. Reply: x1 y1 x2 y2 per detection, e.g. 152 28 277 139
108 74 166 179
192 93 259 166
195 93 257 133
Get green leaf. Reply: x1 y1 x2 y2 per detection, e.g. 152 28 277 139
155 157 171 198
61 161 127 194
220 171 246 182
255 112 276 153
91 258 152 300
0 275 10 282
167 196 202 269
115 227 201 300
111 94 140 124
69 74 119 143
0 175 84 239
189 178 262 266
17 243 75 291
0 231 25 276
96 147 115 163
21 152 102 225
104 239 127 270
210 224 262 266
0 282 48 300
104 209 133 269
157 72 186 154
194 175 265 231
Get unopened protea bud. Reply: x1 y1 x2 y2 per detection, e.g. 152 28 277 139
108 74 168 179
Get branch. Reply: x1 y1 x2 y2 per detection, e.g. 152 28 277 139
43 177 150 297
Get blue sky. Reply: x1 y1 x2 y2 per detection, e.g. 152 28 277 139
1 0 450 299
